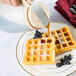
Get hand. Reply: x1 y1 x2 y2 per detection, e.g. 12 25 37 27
0 0 22 6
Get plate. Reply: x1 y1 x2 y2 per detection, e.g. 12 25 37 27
16 22 76 76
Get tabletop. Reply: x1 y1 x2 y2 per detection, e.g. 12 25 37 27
0 0 76 76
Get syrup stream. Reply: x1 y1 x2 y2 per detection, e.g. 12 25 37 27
46 22 50 37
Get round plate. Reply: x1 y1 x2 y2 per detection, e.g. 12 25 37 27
16 22 76 76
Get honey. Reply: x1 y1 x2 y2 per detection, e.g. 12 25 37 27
46 22 50 38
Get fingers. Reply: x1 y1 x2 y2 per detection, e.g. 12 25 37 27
0 0 4 3
11 0 21 6
6 0 12 5
0 0 22 6
1 0 6 3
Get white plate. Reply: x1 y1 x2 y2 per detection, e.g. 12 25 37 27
16 22 76 76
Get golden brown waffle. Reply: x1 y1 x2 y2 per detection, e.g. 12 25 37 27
42 27 76 54
23 37 55 65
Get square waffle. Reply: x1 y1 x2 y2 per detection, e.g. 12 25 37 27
23 37 55 65
42 27 76 54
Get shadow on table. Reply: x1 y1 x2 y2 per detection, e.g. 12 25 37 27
0 16 30 33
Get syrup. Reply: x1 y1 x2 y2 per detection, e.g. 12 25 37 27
46 22 50 37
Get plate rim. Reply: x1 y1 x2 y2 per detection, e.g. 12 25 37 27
16 31 34 76
16 22 76 76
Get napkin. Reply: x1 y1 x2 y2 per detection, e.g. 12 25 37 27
54 0 76 28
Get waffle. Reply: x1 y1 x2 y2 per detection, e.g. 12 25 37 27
42 27 76 54
23 37 55 65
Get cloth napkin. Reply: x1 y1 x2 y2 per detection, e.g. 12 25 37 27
54 0 76 28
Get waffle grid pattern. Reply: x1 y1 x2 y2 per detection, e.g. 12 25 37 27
23 37 55 65
42 27 76 54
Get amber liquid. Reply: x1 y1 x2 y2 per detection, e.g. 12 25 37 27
45 22 50 37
